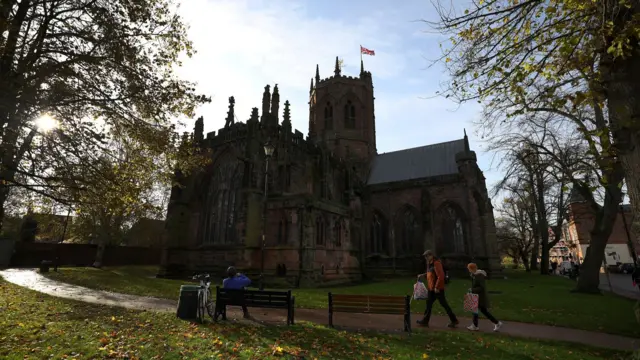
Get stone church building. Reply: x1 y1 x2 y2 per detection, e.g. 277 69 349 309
159 58 500 286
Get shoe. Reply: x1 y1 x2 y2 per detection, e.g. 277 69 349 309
467 324 479 331
416 319 429 327
493 321 503 332
447 321 459 328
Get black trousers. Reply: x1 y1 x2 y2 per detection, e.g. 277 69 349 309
472 306 499 326
422 290 458 324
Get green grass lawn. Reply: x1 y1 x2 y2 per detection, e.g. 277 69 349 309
0 279 628 360
44 266 640 338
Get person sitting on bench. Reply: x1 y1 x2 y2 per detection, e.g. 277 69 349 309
223 266 252 319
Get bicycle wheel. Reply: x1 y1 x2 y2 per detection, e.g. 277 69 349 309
196 291 204 323
205 288 216 319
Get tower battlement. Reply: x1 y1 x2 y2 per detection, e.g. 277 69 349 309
191 90 350 166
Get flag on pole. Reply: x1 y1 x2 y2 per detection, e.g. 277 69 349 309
360 45 375 56
338 58 344 70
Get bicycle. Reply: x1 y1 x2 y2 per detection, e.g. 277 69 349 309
193 273 215 323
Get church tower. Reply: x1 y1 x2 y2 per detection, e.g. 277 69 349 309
308 57 376 161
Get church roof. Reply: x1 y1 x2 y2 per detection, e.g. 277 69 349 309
367 139 465 185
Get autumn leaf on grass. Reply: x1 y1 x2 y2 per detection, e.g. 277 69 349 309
99 338 110 346
422 354 429 359
272 345 284 356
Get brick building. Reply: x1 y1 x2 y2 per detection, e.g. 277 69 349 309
566 189 639 265
159 58 501 286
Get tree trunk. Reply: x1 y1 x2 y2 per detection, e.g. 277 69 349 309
602 3 640 251
92 220 110 268
529 237 539 271
521 252 530 272
0 186 8 233
539 243 550 275
93 241 106 268
575 231 608 293
574 183 622 292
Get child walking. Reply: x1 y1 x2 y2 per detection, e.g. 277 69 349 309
466 263 503 332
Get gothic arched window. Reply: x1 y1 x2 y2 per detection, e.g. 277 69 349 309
396 206 419 255
344 100 356 129
203 161 242 245
324 102 333 130
315 216 326 246
334 220 342 247
369 211 388 255
277 216 289 245
441 205 466 254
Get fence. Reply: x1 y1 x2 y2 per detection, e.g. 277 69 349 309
9 242 161 267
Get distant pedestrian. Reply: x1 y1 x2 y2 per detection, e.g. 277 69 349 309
551 260 558 275
632 261 640 290
466 262 503 332
416 250 459 328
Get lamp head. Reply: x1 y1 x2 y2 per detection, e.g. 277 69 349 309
263 141 275 157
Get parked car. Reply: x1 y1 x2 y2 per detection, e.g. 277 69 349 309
559 261 573 275
607 264 622 274
619 263 635 274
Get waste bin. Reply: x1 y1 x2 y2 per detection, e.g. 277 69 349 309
176 285 200 320
40 260 53 273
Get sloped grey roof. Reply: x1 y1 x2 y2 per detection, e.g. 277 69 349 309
367 139 465 185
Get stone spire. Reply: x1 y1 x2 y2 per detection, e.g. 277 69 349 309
456 128 477 164
250 107 259 122
261 84 271 123
270 84 280 123
224 96 235 128
315 64 320 83
309 78 314 94
283 100 291 125
194 116 204 141
463 128 470 151
334 56 341 76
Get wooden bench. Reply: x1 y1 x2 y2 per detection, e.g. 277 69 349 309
328 293 411 332
214 286 295 325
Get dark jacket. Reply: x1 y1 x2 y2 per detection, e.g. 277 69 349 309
632 266 640 285
471 269 490 308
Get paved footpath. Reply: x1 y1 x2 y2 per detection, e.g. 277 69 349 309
1 268 637 352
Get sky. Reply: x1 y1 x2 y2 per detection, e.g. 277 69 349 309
175 0 504 192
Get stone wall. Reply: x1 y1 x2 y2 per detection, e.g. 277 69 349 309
11 242 161 267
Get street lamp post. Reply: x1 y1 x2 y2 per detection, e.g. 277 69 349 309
260 140 275 291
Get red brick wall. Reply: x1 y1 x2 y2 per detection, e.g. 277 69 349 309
568 202 639 252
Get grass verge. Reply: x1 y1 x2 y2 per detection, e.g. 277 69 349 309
0 278 628 360
44 266 640 338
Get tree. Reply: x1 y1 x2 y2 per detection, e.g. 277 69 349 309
483 107 622 292
495 194 536 272
62 122 205 266
0 0 209 232
430 0 630 293
490 128 572 274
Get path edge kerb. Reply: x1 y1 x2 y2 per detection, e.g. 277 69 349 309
0 268 637 352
